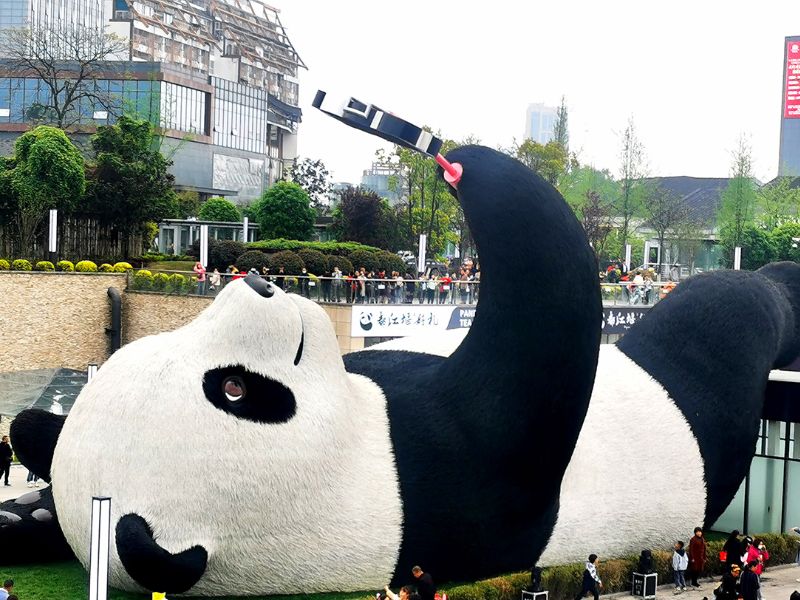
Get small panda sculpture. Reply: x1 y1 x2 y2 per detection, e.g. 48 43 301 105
1 145 798 597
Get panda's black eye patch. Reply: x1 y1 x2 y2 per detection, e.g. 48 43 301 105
202 366 295 424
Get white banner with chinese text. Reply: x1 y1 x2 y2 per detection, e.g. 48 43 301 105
351 305 476 337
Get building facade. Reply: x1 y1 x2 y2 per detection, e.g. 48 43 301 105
524 102 556 144
779 35 800 176
0 0 304 202
361 162 402 205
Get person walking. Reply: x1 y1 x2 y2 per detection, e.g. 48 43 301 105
26 469 39 488
740 561 760 600
575 554 603 600
0 436 11 487
193 261 206 295
411 566 435 600
688 526 707 589
673 541 689 593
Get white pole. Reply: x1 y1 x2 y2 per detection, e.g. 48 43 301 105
624 244 632 272
48 209 58 253
734 246 742 270
417 234 427 274
87 363 98 383
89 496 112 600
200 225 209 268
242 217 249 243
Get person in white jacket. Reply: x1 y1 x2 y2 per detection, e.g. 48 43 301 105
673 541 690 593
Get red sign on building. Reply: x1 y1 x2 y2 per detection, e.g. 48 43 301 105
785 40 800 118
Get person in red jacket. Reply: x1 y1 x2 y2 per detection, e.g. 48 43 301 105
687 526 707 589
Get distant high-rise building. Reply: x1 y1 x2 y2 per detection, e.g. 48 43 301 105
361 162 402 205
524 103 557 144
779 35 800 176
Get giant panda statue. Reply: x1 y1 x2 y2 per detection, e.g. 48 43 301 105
1 145 798 597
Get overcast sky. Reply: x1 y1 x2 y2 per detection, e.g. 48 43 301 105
278 1 799 185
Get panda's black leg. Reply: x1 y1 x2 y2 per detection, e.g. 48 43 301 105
0 485 73 563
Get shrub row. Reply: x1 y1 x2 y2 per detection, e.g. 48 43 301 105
0 259 134 273
440 533 798 600
227 248 406 276
247 239 381 255
130 270 197 294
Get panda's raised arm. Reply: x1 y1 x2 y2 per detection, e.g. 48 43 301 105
10 408 66 482
440 145 602 443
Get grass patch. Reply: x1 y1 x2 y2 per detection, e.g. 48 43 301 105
144 261 196 272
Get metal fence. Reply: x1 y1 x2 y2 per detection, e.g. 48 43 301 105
127 270 680 307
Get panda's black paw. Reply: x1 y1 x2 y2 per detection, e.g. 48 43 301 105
0 485 73 563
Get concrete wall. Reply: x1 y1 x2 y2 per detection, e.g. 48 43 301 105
0 273 363 374
0 272 126 371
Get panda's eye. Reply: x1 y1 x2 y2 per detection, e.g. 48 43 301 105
203 366 296 424
223 377 245 402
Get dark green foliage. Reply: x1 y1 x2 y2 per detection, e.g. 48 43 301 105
235 250 270 272
771 222 800 262
176 191 201 218
326 254 354 275
252 181 315 241
188 239 246 270
84 116 178 255
199 197 241 222
720 224 777 269
268 250 305 275
347 249 379 272
331 186 402 250
248 239 380 255
375 250 406 274
296 248 327 275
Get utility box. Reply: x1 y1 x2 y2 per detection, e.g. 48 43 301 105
632 572 657 599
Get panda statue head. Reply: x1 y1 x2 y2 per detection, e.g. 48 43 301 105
50 275 403 596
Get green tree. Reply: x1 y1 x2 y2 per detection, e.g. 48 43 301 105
84 116 178 255
616 117 647 251
5 126 85 254
253 181 314 241
553 95 569 154
757 176 800 229
641 184 692 274
331 186 401 250
717 136 757 262
771 222 800 262
512 139 568 187
176 191 201 218
720 224 776 270
285 157 332 213
199 197 240 222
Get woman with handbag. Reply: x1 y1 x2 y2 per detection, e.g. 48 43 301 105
722 530 743 570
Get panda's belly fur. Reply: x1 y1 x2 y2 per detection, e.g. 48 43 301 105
538 345 706 565
364 336 707 565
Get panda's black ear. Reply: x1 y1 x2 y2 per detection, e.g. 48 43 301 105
10 409 66 482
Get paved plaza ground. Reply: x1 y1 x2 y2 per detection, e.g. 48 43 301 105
0 463 48 502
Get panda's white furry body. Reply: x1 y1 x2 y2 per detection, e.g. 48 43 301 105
51 283 404 595
364 332 707 566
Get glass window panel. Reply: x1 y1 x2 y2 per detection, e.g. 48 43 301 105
711 477 746 534
747 456 784 533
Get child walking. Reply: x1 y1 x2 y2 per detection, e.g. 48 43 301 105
673 541 689 593
575 554 603 600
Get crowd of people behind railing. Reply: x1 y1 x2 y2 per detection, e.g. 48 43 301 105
599 258 677 305
192 261 482 305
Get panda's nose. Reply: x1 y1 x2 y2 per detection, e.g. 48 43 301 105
244 274 274 298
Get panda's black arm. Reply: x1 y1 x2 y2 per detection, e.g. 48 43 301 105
10 408 66 482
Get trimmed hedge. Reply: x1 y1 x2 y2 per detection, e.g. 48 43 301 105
376 250 406 274
348 249 379 273
12 259 32 271
113 262 133 272
75 260 98 272
327 254 354 275
269 250 305 275
440 533 798 600
99 263 114 272
34 261 55 271
132 269 152 290
297 248 328 275
0 259 9 270
57 260 74 272
236 250 270 273
248 239 381 256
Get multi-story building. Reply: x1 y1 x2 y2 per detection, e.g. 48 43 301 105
779 35 800 176
524 102 556 144
0 0 304 202
361 162 402 205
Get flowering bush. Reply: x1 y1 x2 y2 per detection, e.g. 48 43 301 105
151 272 169 290
34 261 55 271
113 262 133 272
75 260 98 272
12 259 32 271
132 269 153 290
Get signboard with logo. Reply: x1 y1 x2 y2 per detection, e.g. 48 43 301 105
351 305 476 337
351 305 652 337
785 40 800 119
